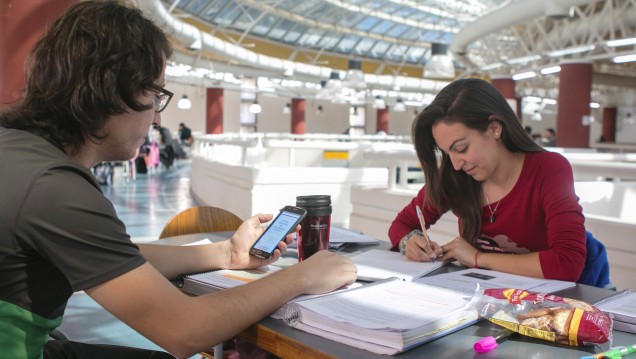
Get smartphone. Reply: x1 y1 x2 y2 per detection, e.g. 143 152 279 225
249 205 307 259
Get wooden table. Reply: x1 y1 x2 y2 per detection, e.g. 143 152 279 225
156 232 636 359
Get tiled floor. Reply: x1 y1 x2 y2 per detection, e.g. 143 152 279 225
59 159 199 356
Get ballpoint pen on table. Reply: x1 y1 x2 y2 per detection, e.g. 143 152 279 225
415 205 435 262
580 344 636 359
474 328 516 354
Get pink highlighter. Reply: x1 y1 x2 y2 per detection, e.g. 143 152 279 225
474 329 515 354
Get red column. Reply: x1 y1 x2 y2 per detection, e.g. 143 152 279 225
557 62 592 148
601 107 616 142
206 88 223 134
490 77 520 119
0 0 78 108
376 108 389 133
291 98 306 134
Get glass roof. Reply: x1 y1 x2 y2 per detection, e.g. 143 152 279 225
164 0 508 66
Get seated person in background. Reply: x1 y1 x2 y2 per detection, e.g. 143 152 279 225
388 78 586 282
178 122 193 145
0 2 356 358
543 128 557 147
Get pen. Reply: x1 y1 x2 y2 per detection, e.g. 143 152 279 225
580 344 636 359
474 328 516 354
415 205 434 262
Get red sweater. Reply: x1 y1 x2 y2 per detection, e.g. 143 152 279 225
388 151 586 281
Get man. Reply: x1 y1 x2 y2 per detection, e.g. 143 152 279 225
178 122 192 146
0 2 357 358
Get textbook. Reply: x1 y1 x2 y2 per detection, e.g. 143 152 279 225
350 249 445 282
282 278 479 355
595 289 636 334
178 265 281 296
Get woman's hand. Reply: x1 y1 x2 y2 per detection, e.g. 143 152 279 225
224 213 295 270
439 236 480 268
405 233 444 262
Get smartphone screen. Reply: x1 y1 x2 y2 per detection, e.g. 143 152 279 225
249 206 306 259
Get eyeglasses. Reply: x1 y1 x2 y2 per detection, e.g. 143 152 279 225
148 84 173 113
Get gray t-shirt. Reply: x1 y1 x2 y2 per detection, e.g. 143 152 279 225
0 127 146 355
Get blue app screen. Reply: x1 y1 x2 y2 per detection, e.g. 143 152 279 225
253 211 302 252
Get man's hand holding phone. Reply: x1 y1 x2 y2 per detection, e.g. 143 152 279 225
225 213 297 270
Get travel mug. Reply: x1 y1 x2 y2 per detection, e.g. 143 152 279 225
295 195 332 261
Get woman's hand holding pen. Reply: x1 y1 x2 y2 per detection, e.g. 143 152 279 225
439 237 481 268
405 234 444 262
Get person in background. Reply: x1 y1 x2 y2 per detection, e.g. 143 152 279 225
543 128 557 147
388 78 586 282
178 122 193 146
0 2 357 358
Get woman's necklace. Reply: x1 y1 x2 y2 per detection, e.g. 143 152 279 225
483 155 518 223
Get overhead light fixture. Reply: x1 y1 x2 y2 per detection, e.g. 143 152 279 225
589 102 600 109
547 44 595 58
344 59 366 90
282 103 291 114
540 66 561 75
606 37 636 47
424 43 455 79
177 95 191 109
481 62 504 71
507 55 541 65
512 71 537 80
613 54 636 63
393 98 406 112
249 101 262 114
372 95 386 109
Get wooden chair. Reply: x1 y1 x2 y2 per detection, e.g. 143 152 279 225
159 206 243 239
160 206 243 359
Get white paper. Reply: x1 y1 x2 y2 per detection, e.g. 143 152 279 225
329 227 380 244
351 249 445 282
295 280 471 330
187 265 281 289
415 268 575 295
596 290 636 325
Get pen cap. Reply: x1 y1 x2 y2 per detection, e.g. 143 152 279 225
474 336 498 354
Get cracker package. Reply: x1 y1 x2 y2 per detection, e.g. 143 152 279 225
477 288 612 347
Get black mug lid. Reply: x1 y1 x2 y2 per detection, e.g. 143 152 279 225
296 195 332 216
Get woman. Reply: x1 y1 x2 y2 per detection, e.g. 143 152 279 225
389 78 586 281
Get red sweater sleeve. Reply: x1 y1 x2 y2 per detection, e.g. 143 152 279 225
536 154 586 280
388 186 443 250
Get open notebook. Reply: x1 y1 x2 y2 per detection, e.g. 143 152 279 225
350 249 445 282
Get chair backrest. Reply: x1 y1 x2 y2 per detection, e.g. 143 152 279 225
159 206 243 239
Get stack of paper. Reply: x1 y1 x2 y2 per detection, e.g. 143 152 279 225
179 266 281 296
283 278 479 355
595 289 636 333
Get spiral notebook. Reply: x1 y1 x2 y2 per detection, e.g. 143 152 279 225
282 277 479 355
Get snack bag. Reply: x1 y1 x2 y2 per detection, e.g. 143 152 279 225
478 288 612 346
